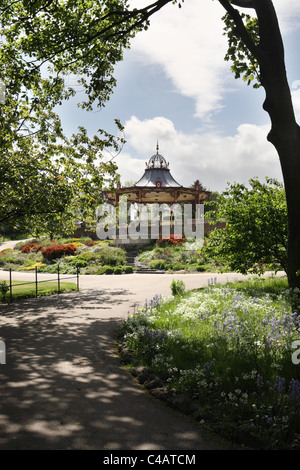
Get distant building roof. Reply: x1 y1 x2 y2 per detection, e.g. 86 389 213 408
103 144 211 205
135 145 181 188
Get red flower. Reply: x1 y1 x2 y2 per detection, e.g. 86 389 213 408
42 244 77 261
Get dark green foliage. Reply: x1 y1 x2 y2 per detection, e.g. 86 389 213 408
123 265 134 273
205 178 287 274
0 0 131 234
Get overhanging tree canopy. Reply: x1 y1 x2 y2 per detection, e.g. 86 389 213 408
0 0 136 235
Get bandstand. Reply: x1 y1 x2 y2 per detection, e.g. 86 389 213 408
106 145 210 206
103 145 211 242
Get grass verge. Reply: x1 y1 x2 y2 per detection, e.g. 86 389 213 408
0 280 77 303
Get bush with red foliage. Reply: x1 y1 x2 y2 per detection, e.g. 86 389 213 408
42 244 77 261
21 245 33 253
85 240 96 246
156 234 186 247
20 242 44 253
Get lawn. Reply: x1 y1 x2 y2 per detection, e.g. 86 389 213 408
118 275 300 449
0 280 77 303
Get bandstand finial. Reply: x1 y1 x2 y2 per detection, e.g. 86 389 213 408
156 141 159 154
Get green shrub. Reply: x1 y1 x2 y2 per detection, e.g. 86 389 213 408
186 263 198 272
170 279 186 296
114 267 123 274
65 256 88 268
97 246 126 266
149 259 167 270
171 263 186 271
153 247 165 256
73 259 88 268
38 264 59 273
123 265 134 273
59 265 77 274
197 264 211 272
22 254 43 267
104 266 114 274
138 251 154 263
95 266 107 275
78 252 98 262
0 281 9 301
0 255 17 266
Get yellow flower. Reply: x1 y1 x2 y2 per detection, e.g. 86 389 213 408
24 262 46 270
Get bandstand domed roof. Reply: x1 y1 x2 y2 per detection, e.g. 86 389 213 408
147 149 169 169
103 144 211 206
135 145 181 188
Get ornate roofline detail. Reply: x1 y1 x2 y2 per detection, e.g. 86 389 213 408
146 143 169 169
103 143 211 206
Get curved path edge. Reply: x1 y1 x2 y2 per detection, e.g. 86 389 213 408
0 250 285 450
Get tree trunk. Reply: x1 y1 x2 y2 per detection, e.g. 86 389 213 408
266 111 300 290
266 116 300 291
227 0 300 293
252 0 300 291
280 133 300 291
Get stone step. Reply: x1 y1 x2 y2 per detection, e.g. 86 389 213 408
125 253 138 267
124 249 165 273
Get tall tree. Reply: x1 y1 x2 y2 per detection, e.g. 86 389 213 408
220 0 300 291
0 0 134 235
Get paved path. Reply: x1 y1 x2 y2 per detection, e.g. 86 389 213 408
0 262 281 450
0 238 34 250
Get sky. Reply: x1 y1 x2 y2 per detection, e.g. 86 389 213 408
59 0 300 193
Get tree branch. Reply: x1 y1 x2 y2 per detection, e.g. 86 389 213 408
218 0 260 60
230 0 254 8
252 0 284 59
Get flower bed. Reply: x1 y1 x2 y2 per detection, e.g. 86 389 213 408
118 276 300 449
0 237 131 275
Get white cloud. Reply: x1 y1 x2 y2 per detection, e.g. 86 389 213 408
114 151 146 185
273 0 300 34
113 2 299 192
292 88 300 120
127 0 300 123
130 0 229 120
116 116 283 193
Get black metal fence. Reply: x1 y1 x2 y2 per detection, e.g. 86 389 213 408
5 265 80 302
